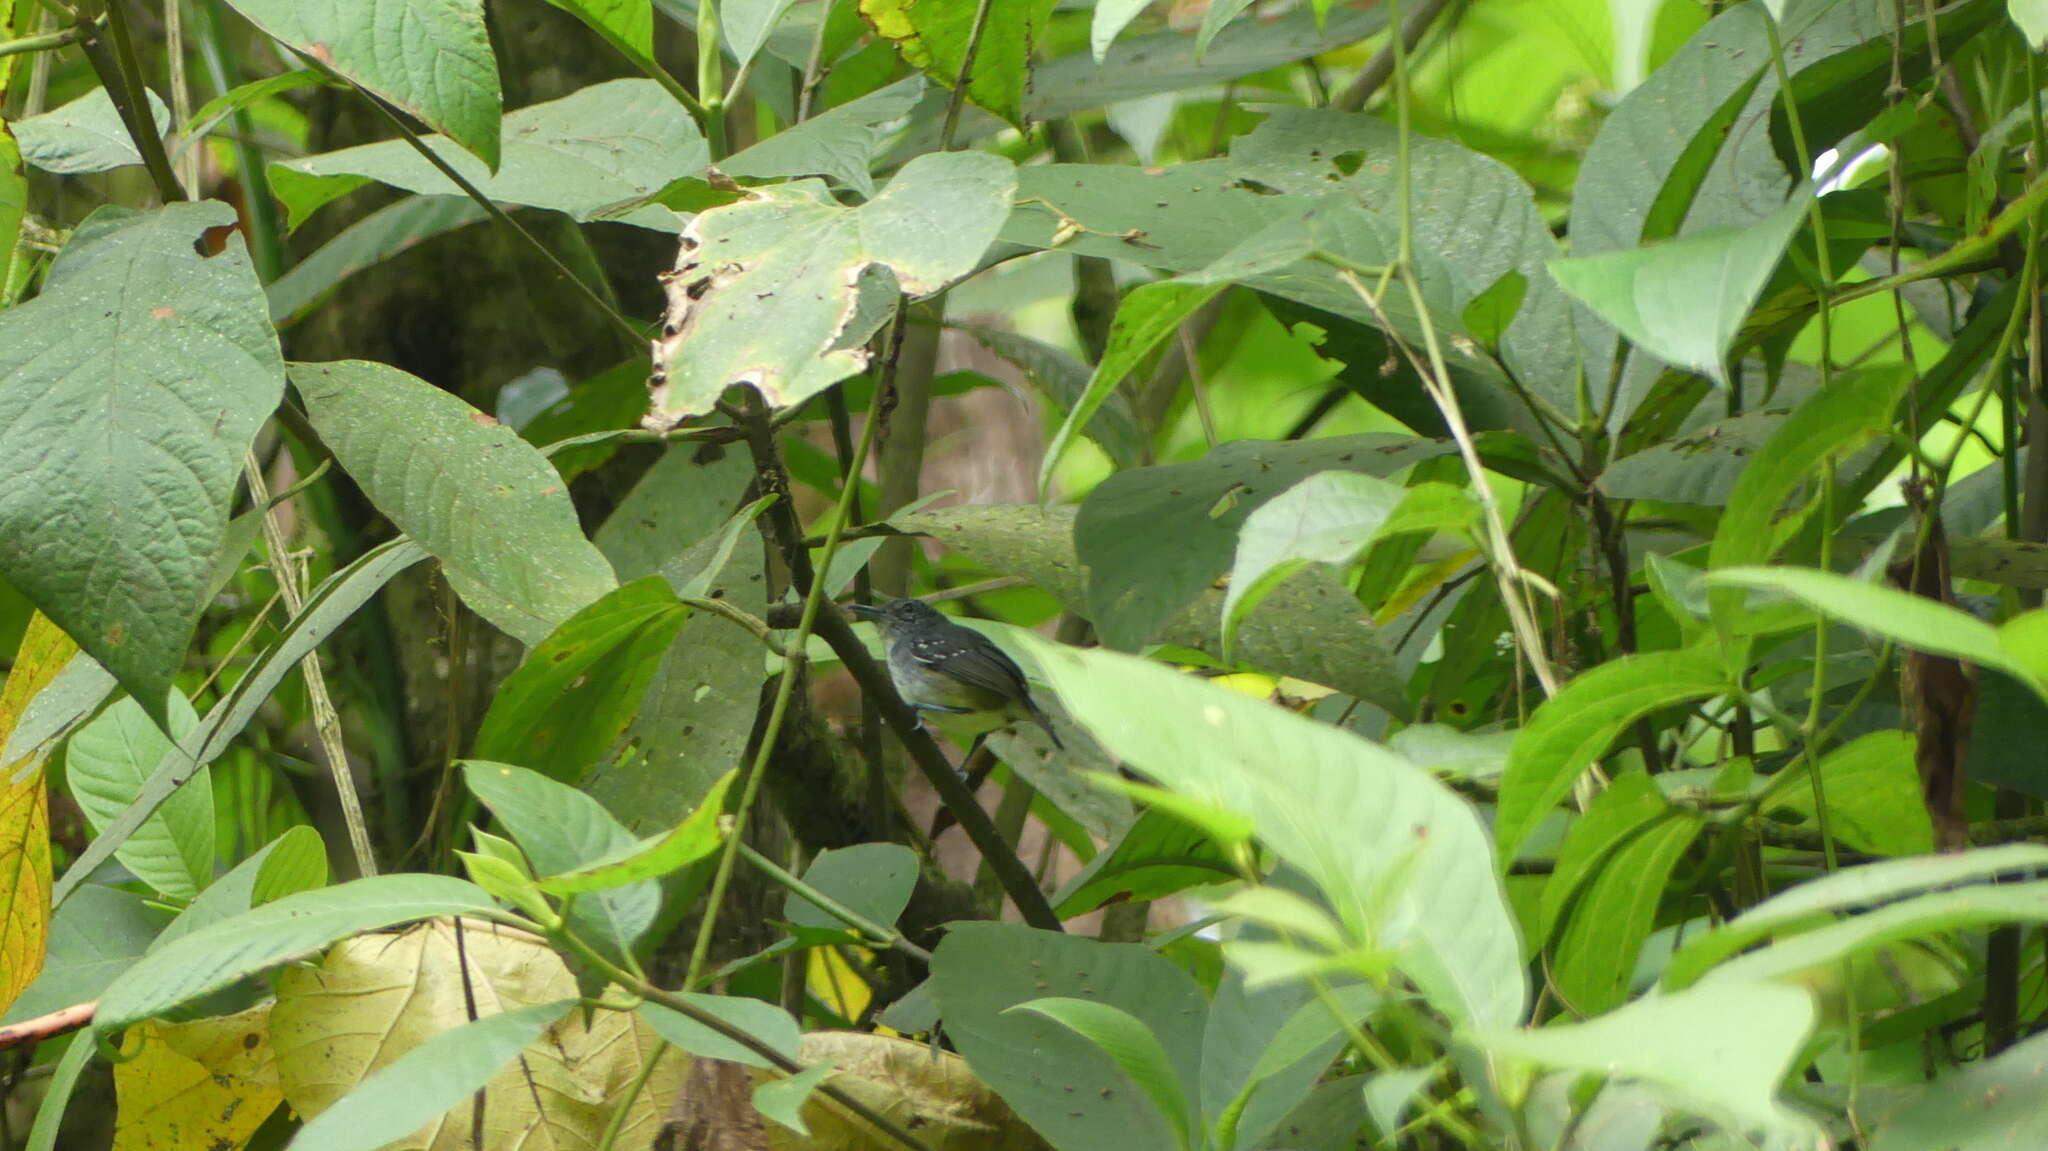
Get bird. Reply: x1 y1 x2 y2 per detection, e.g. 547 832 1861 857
847 597 1065 750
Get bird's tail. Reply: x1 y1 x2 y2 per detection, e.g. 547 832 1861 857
1026 702 1065 751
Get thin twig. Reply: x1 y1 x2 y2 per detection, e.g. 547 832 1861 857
73 6 183 203
734 841 934 963
1332 0 1457 112
244 452 378 877
938 0 997 152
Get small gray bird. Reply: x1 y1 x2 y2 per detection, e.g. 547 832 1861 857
848 598 1064 750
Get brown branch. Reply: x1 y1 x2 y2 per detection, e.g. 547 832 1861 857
0 1002 94 1051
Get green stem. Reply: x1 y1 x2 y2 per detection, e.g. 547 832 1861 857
938 0 997 151
593 1039 671 1151
733 841 934 963
679 594 785 656
0 24 77 58
552 928 938 1151
698 0 726 158
683 380 886 989
326 63 645 344
74 6 183 203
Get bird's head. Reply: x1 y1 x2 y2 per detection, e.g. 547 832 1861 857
847 597 947 635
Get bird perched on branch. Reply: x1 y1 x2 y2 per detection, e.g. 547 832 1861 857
848 598 1065 750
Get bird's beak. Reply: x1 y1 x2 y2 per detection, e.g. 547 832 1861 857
845 603 883 621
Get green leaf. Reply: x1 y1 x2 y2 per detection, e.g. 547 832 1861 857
754 1060 835 1135
267 196 488 325
269 79 700 231
178 69 332 153
724 0 798 68
1601 409 1804 507
1474 981 1818 1139
292 361 618 645
462 761 658 957
1495 645 1730 865
536 768 735 894
2002 609 2048 686
897 501 1412 715
1039 280 1223 501
96 875 500 1031
1766 732 1933 856
14 87 171 174
53 539 429 909
1053 807 1239 918
1196 0 1258 60
645 150 1016 426
0 202 283 722
25 1022 97 1151
287 999 575 1151
1016 638 1526 1029
1548 192 1810 385
1077 435 1452 652
1092 0 1151 60
1708 369 1908 622
250 825 330 906
1537 772 1669 943
2013 0 2048 47
65 695 212 899
153 827 323 950
785 843 917 934
1551 810 1701 1014
541 0 655 71
724 76 925 199
1663 845 2048 989
469 578 690 780
858 0 1056 128
931 923 1207 1151
1871 1026 2048 1149
220 0 502 168
1011 998 1195 1151
1708 567 2041 691
1221 471 1412 658
1701 881 2048 988
0 885 167 1025
636 996 800 1069
0 652 117 774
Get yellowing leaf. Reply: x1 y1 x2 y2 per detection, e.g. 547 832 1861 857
0 613 78 1015
271 918 677 1150
112 1004 282 1151
858 0 1056 128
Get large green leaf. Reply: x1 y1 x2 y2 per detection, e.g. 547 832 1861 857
0 202 283 721
1870 1027 2048 1149
95 875 500 1031
153 827 324 950
13 87 171 175
1494 645 1730 864
289 999 576 1151
1700 882 2048 988
1474 981 1818 1140
221 0 502 168
1551 810 1701 1014
1765 731 1933 856
1076 435 1452 651
1227 108 1594 415
784 843 918 935
858 0 1055 128
292 361 617 645
269 78 700 231
536 769 735 895
645 150 1016 426
1011 997 1196 1151
1537 772 1669 943
1709 567 2044 694
1549 193 1809 386
931 923 1207 1151
65 695 212 900
52 539 429 908
541 0 656 75
1663 845 2048 988
724 76 925 199
895 502 1411 714
463 761 658 959
1017 638 1527 1029
1052 807 1237 918
469 578 689 781
1040 280 1224 500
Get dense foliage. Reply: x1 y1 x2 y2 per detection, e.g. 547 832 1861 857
3 0 2048 1148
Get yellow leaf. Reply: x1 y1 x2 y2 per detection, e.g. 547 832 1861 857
0 612 79 1015
271 917 678 1150
112 1004 282 1151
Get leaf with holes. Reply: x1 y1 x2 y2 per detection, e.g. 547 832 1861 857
646 150 1016 427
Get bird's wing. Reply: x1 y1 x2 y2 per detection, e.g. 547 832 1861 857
909 631 1032 701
